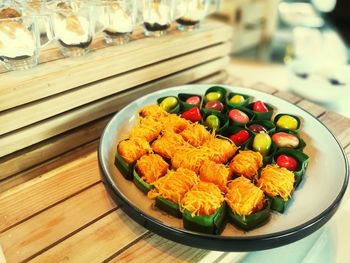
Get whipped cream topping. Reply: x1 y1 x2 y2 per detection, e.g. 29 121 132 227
0 21 36 58
177 0 207 21
143 3 170 25
54 14 90 45
103 5 133 33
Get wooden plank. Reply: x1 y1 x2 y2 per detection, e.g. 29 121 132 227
111 233 213 263
29 210 147 263
249 82 278 94
297 100 327 118
319 111 350 148
0 20 231 111
0 117 109 181
0 152 99 232
193 71 228 84
0 141 98 193
274 91 303 104
0 183 116 263
0 54 229 157
0 43 230 136
345 145 350 162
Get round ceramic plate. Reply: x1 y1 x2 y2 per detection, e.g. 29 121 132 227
98 85 349 251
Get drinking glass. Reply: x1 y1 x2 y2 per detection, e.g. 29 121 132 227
0 15 51 70
50 1 95 57
95 0 138 45
141 0 175 37
175 0 210 31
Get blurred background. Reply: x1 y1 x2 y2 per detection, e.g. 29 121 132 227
213 0 350 117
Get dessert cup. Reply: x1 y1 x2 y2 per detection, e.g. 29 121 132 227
0 15 51 70
175 0 210 31
95 0 138 45
142 0 175 37
51 1 94 57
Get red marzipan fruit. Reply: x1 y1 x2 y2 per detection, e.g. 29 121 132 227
181 107 202 122
253 100 269 113
230 130 250 146
276 154 298 171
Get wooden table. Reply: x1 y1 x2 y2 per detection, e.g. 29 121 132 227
1 80 350 263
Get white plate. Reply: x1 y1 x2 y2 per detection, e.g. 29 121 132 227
98 84 349 251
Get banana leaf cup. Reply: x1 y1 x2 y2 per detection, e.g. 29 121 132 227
133 168 154 194
274 113 301 133
157 96 180 114
155 196 182 218
183 203 227 234
202 111 229 135
227 199 271 231
203 86 227 104
114 150 135 180
178 93 202 112
274 148 310 187
267 195 289 213
226 92 250 108
246 102 274 120
246 120 276 135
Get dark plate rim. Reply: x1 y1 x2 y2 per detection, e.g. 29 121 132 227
98 85 349 251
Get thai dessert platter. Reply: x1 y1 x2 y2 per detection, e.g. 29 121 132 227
114 86 310 235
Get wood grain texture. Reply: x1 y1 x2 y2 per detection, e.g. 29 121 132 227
29 210 147 263
193 71 228 84
0 55 229 157
296 100 327 118
319 111 350 148
0 141 98 194
110 233 213 263
0 117 109 181
0 152 99 232
0 183 116 263
345 146 350 169
274 91 303 104
249 82 278 94
0 20 231 111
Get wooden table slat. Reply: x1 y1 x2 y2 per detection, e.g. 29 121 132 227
111 233 214 263
319 111 350 148
296 100 327 118
248 82 278 94
0 117 109 182
29 210 147 263
273 90 303 104
0 152 100 232
0 183 116 263
0 141 98 194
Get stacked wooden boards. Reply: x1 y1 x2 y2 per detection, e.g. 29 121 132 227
0 20 232 182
